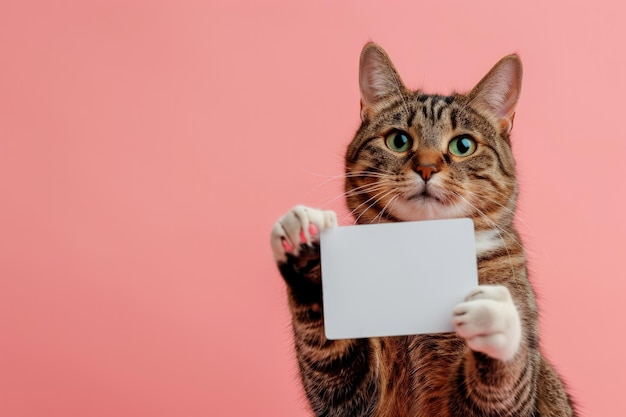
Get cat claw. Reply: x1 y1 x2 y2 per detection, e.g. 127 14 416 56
270 205 337 263
453 285 522 362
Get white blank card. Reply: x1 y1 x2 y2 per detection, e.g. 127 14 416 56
320 218 478 340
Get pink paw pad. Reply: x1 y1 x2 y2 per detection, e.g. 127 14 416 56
281 238 294 252
283 224 319 252
299 224 319 243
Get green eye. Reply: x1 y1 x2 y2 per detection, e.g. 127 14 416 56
448 135 477 157
385 131 412 152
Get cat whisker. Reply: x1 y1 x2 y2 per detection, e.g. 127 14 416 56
301 170 344 179
466 189 535 235
343 189 389 223
452 191 517 280
308 174 354 192
345 168 399 177
319 182 391 210
344 182 392 197
458 181 533 232
302 169 393 193
343 188 392 224
344 174 392 181
465 198 522 246
371 194 400 224
353 189 397 224
463 181 512 200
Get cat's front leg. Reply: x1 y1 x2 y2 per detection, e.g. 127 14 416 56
452 285 522 362
271 207 381 417
449 285 539 415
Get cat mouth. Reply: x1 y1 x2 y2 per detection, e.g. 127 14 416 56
407 189 447 205
391 189 466 222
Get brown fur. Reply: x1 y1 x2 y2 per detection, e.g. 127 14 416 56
275 43 576 417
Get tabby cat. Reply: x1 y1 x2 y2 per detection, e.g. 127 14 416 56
270 43 576 417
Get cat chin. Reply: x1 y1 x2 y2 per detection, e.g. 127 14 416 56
389 197 471 222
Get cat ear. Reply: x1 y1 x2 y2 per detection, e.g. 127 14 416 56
359 43 406 120
468 54 522 133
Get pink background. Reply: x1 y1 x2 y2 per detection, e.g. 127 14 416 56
0 1 623 416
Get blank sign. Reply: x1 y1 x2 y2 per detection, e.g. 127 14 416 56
320 218 478 339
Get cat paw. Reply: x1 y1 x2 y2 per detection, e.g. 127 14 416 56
270 205 337 263
453 285 521 362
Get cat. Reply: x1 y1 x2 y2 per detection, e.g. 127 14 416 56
270 42 577 417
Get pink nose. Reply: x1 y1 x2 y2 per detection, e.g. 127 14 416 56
416 164 439 181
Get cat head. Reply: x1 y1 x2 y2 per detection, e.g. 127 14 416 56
345 42 522 229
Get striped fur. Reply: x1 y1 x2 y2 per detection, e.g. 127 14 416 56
274 43 576 416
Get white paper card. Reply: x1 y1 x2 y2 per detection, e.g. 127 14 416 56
320 218 478 340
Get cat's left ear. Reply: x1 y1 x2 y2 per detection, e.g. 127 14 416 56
468 54 522 133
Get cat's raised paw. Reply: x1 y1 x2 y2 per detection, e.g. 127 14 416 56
453 285 521 362
270 205 337 263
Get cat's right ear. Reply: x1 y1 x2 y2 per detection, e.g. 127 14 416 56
359 43 406 121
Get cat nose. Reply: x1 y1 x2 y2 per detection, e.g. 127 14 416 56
416 164 439 181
